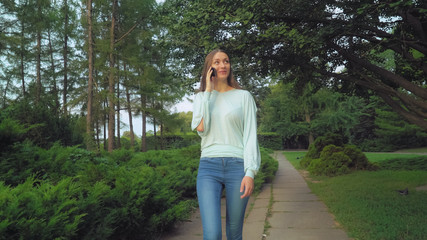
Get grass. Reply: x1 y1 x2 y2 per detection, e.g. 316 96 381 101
263 183 274 238
395 147 427 153
364 152 426 163
283 150 427 240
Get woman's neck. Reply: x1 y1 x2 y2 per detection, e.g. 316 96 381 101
214 79 232 92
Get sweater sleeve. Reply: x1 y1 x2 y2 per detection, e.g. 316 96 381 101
191 91 212 137
242 91 261 178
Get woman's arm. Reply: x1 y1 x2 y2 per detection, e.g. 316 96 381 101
191 92 212 136
196 118 204 132
242 91 261 178
191 67 215 135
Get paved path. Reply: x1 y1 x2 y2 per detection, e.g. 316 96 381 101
161 151 349 240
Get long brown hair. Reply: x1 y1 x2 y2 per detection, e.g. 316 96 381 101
198 49 240 92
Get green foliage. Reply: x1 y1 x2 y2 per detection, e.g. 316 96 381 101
0 118 29 152
342 145 370 170
302 133 373 176
308 145 351 176
0 177 86 239
301 133 344 167
374 106 427 150
357 97 427 152
3 98 85 148
0 142 278 239
254 148 279 193
146 134 201 151
257 133 283 150
0 140 43 186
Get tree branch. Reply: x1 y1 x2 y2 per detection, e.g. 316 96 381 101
331 43 427 100
115 18 143 44
378 92 427 130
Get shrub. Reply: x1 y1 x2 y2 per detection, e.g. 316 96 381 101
0 143 279 239
254 148 279 193
308 150 351 176
0 177 86 239
306 144 371 176
0 118 29 152
0 140 41 186
301 133 345 168
342 144 370 170
306 133 345 158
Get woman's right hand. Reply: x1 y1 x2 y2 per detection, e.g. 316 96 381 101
206 67 215 92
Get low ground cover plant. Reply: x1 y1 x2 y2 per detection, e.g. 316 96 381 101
0 142 277 240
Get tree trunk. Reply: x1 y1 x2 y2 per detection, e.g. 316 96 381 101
48 29 59 113
20 22 25 96
62 0 69 115
160 122 164 150
104 101 107 151
36 28 41 104
305 111 314 145
124 62 135 147
86 0 94 150
107 0 117 152
141 94 147 152
3 78 11 108
96 118 100 150
153 117 157 150
116 71 121 149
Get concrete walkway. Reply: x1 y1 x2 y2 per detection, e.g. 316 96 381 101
161 151 349 240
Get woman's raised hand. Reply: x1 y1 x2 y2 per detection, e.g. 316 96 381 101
206 67 215 92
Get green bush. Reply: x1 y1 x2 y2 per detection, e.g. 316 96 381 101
342 144 370 170
254 148 279 193
0 177 86 239
306 144 372 176
0 118 29 152
0 142 279 239
308 149 351 176
305 133 345 159
0 140 42 185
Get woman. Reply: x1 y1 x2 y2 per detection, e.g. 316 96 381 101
191 49 261 240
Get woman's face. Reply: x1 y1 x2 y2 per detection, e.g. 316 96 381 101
211 52 230 80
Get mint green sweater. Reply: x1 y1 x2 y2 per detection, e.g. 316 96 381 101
191 89 261 178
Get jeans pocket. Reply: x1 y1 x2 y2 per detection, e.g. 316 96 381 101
232 157 244 164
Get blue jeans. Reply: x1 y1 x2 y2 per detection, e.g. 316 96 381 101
197 157 249 240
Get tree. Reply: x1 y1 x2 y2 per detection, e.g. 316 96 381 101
163 0 427 130
85 0 95 150
260 82 368 147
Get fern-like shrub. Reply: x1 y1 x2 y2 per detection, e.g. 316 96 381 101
0 143 279 239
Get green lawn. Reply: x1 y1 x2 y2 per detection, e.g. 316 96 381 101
283 151 427 240
395 147 427 153
365 152 426 163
